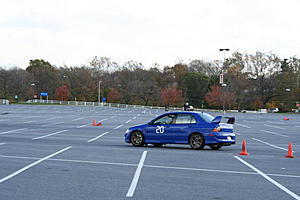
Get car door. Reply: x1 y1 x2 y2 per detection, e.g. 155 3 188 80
161 113 197 143
145 114 175 143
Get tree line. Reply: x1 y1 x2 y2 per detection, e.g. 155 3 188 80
1 51 300 111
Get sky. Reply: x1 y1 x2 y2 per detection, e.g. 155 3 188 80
0 0 300 69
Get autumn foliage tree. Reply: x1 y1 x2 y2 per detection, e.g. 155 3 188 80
205 85 237 109
107 88 121 103
55 86 71 100
161 87 183 106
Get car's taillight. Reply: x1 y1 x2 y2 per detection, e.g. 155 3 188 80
213 126 221 132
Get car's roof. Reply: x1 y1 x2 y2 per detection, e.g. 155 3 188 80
164 111 201 115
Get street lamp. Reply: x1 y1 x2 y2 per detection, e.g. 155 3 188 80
219 48 230 114
30 83 35 102
98 80 102 106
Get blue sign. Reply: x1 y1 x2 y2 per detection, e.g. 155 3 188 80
102 97 106 102
40 92 48 96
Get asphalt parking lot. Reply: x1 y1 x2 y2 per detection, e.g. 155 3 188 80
0 104 299 200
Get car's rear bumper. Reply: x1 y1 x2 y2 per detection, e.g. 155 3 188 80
205 132 236 145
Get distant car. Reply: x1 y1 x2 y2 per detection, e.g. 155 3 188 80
124 112 236 150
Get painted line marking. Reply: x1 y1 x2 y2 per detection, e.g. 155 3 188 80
0 128 27 135
236 123 251 128
132 117 136 119
126 119 132 124
126 151 147 197
266 121 285 125
54 122 65 125
0 119 9 122
252 138 292 152
87 132 109 143
265 124 285 130
0 154 300 179
260 129 289 137
32 130 68 140
77 123 92 128
0 146 71 184
0 143 6 146
235 156 300 200
114 125 123 129
47 117 62 121
72 117 84 121
21 120 36 124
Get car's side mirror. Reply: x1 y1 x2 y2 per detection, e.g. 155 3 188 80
148 121 154 125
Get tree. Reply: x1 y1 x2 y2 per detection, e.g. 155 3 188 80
55 86 71 100
161 87 183 106
205 85 237 109
184 72 209 107
26 59 58 99
107 88 121 103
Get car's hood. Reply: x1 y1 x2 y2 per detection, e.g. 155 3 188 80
129 124 147 130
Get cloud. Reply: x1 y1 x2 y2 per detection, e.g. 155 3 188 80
0 0 300 68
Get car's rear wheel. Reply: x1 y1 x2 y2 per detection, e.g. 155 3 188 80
189 133 205 149
209 143 223 150
130 131 145 147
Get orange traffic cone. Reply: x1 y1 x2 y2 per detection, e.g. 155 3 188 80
93 120 96 126
96 122 102 126
285 142 295 158
284 116 290 121
239 140 248 155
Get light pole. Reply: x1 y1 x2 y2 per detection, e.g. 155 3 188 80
219 48 230 114
30 83 35 102
98 80 102 106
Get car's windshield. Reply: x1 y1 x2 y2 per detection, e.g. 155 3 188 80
196 112 214 123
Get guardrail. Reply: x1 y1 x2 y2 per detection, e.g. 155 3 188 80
23 99 268 114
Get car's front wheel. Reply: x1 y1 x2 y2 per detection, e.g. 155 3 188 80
130 131 145 147
208 143 223 150
189 133 205 149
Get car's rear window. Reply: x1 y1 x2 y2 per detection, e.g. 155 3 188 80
195 112 214 123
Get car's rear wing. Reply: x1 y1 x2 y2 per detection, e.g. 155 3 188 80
225 117 235 124
212 116 235 124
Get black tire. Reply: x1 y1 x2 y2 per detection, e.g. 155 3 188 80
209 143 223 150
189 133 205 150
152 143 163 147
130 131 145 147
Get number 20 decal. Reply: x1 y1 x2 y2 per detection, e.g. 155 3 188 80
156 126 165 134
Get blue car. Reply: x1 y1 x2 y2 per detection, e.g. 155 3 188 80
124 111 236 150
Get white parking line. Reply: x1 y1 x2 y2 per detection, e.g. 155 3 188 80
21 120 36 124
87 132 109 143
126 151 147 197
32 130 68 140
260 129 289 137
1 154 300 179
0 143 5 146
236 123 251 128
252 138 292 152
0 146 71 184
265 124 285 130
47 117 62 121
266 121 285 125
54 122 65 125
235 156 300 200
114 125 123 129
77 123 92 128
132 117 136 119
71 117 85 121
0 128 27 135
126 119 132 124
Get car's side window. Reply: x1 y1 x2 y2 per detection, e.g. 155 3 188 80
153 114 175 125
175 114 197 124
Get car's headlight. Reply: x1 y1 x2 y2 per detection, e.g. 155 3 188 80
125 129 130 133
